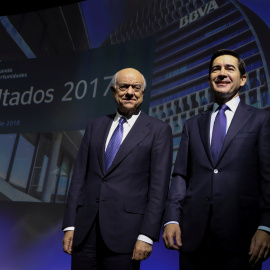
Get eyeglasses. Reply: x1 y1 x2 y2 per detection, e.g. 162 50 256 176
117 84 143 92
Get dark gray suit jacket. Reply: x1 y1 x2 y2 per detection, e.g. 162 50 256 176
63 111 173 253
164 100 270 252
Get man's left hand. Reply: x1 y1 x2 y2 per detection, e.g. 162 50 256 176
132 240 152 261
249 230 270 266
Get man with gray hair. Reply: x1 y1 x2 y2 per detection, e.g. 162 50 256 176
63 68 173 270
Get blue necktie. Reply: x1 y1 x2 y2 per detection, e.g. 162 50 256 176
105 117 126 171
211 104 228 164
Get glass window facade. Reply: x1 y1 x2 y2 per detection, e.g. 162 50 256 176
9 134 37 190
106 0 270 164
2 0 270 202
28 134 52 200
0 134 16 180
0 131 80 203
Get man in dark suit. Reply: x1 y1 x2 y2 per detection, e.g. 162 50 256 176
62 68 173 270
162 49 270 270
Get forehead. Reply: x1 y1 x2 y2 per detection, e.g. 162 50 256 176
117 69 143 83
212 55 239 67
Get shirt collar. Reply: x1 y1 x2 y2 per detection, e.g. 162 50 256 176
114 110 141 126
212 96 240 113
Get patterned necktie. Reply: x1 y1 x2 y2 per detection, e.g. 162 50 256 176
211 104 228 164
105 117 126 171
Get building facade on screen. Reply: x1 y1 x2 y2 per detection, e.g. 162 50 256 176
104 0 270 166
0 131 80 202
1 0 270 203
0 4 86 203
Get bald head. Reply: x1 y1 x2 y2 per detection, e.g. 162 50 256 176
111 68 147 91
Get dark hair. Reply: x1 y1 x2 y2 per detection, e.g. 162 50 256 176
208 49 246 77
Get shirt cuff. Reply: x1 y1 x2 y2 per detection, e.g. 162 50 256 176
63 226 75 231
164 221 179 226
137 234 153 245
258 226 270 233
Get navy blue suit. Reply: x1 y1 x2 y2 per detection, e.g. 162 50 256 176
164 100 270 253
63 111 173 253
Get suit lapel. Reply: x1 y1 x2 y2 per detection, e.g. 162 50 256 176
198 108 213 166
216 101 253 164
97 114 114 175
105 111 150 174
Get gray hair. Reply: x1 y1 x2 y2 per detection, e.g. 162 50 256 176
111 70 147 90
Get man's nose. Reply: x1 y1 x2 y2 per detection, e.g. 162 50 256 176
219 67 227 76
126 85 135 94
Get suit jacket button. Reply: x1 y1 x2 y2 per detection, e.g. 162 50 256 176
96 198 99 203
206 196 210 201
214 169 218 174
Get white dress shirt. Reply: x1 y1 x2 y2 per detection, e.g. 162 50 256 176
105 111 140 150
209 96 240 144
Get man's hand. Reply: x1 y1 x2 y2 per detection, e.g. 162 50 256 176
132 240 152 261
249 230 270 266
63 230 74 255
162 223 182 250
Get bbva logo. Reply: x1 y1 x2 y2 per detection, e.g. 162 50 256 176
179 0 219 28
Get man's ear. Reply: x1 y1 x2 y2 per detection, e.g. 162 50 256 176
240 74 247 86
111 85 116 93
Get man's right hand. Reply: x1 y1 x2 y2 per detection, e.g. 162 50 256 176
162 223 182 250
63 230 74 255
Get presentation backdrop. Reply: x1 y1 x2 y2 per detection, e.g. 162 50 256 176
0 37 155 133
0 0 270 269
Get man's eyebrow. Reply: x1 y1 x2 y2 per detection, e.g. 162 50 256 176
225 64 236 68
119 83 141 85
